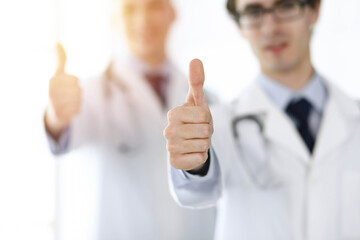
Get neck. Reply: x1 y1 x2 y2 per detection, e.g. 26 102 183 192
262 58 314 90
139 49 166 67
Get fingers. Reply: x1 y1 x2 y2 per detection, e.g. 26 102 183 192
56 43 67 75
167 138 211 154
164 106 213 170
168 152 209 171
50 97 81 109
167 105 211 124
186 59 208 108
49 75 81 103
176 124 213 140
53 104 81 121
50 74 79 84
49 76 81 97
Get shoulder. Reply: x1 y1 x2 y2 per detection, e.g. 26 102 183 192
204 89 220 106
324 79 360 118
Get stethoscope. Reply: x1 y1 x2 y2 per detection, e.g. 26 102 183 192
103 63 143 153
232 114 282 189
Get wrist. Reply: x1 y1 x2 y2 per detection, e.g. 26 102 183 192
44 107 68 140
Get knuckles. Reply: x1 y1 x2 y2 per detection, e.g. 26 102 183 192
168 153 182 168
168 154 177 167
169 152 206 170
193 153 207 169
196 108 208 123
166 141 177 153
163 125 175 139
198 139 211 152
164 105 212 170
166 108 179 123
194 106 211 123
197 155 208 169
166 105 212 125
198 124 211 138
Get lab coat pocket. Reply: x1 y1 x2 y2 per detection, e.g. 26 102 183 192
341 170 360 239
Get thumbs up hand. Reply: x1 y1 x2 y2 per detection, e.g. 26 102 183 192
44 43 82 139
164 59 213 171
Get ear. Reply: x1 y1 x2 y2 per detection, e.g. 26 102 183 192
238 25 247 39
310 0 321 25
169 2 176 23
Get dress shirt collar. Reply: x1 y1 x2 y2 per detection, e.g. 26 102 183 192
256 70 328 113
126 53 171 79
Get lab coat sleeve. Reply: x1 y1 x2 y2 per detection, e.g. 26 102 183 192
45 125 71 155
169 146 222 209
44 76 103 155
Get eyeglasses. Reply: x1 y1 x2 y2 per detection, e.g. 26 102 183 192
236 0 311 29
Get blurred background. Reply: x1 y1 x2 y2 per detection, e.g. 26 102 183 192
0 0 359 239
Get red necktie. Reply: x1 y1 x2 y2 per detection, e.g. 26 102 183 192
145 73 166 107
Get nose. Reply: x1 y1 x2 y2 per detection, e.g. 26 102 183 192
261 11 279 35
132 7 150 30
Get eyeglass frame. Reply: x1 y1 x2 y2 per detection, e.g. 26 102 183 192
235 0 312 29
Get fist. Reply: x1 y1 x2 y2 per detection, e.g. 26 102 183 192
164 59 213 171
45 43 81 137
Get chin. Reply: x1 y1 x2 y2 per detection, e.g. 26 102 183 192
133 44 155 57
262 57 298 73
272 64 294 72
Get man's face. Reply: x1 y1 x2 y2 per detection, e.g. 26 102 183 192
237 0 320 73
119 0 175 61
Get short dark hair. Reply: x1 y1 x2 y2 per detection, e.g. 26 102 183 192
226 0 320 22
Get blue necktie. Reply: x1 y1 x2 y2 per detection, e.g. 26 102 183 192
285 98 315 153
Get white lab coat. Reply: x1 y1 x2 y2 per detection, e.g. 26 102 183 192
170 79 360 240
57 59 216 240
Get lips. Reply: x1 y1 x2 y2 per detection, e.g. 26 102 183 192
266 42 288 54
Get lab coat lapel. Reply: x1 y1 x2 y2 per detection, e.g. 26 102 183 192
313 81 360 160
111 60 188 131
166 65 188 110
234 83 310 163
112 60 164 124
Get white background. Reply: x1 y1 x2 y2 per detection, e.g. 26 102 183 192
0 0 359 239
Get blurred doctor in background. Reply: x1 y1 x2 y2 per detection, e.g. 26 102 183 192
44 0 216 239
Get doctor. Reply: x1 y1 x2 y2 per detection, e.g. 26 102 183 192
165 0 360 239
44 0 215 239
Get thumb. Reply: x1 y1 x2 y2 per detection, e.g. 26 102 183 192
56 43 67 75
186 59 208 107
